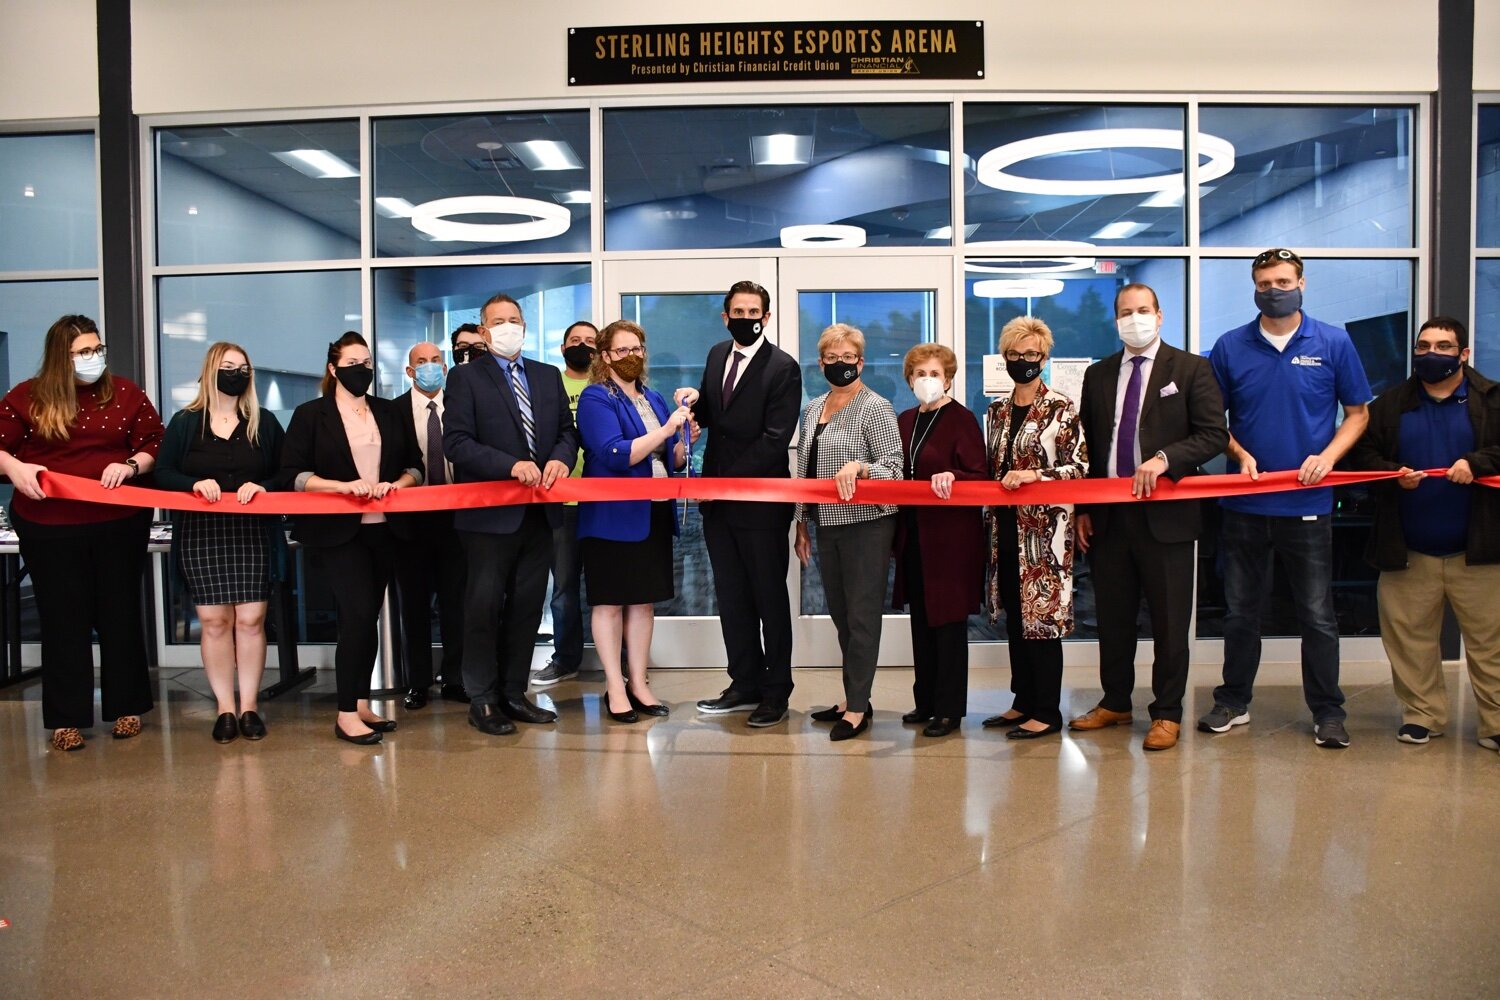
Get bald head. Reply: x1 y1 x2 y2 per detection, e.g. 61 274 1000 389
408 342 442 368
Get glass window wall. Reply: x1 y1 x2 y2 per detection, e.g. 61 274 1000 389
0 133 98 272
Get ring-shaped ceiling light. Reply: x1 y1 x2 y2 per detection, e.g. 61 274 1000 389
965 258 1095 274
963 240 1097 274
973 278 1066 298
976 129 1236 195
780 224 867 248
409 195 572 242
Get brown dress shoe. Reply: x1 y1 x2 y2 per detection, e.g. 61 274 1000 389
1068 705 1133 731
1143 719 1181 751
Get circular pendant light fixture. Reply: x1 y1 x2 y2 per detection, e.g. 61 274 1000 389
409 195 572 243
976 129 1236 195
780 224 867 248
973 278 1066 298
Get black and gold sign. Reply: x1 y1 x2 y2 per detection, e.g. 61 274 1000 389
568 21 985 86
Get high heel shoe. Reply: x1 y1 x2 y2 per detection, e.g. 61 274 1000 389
212 713 239 744
334 723 382 745
830 706 872 742
626 687 670 717
810 704 846 723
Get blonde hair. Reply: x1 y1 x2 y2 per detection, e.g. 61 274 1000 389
590 319 649 385
183 341 263 445
999 316 1054 356
816 323 865 359
30 314 113 442
902 343 957 382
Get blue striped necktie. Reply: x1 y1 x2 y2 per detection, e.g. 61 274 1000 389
508 360 537 459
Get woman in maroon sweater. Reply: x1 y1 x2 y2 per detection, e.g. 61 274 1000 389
0 315 164 751
892 344 987 737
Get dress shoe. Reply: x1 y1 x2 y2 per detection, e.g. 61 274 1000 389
626 687 670 717
439 683 470 704
982 712 1030 729
696 689 760 714
238 711 267 741
501 696 557 725
1143 719 1181 751
923 717 961 738
1006 722 1062 740
902 710 933 724
810 704 847 723
362 717 398 733
403 687 430 710
212 712 239 744
747 700 789 728
334 723 382 745
468 702 517 736
830 709 872 742
1069 705 1133 731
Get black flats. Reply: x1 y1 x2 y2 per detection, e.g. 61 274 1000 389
810 705 846 723
213 713 238 744
626 687 670 717
1006 722 1062 740
923 717 961 738
334 723 382 745
830 707 872 742
239 711 267 740
362 717 398 733
982 712 1030 729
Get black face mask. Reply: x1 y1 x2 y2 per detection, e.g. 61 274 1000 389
1412 351 1463 385
562 344 596 372
335 364 373 397
452 345 483 365
216 370 250 397
1006 358 1044 385
823 360 860 387
726 317 764 347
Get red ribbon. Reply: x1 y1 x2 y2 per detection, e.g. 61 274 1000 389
29 468 1500 516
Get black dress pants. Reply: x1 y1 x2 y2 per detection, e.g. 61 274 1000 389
17 511 152 730
995 508 1063 727
459 507 552 705
394 523 466 690
703 507 794 702
906 522 969 719
310 523 394 713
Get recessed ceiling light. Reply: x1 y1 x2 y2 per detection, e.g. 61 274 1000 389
271 149 359 179
374 197 416 218
925 224 981 240
752 134 813 166
973 278 1065 298
1138 185 1184 209
1091 221 1151 239
187 205 198 215
22 185 35 198
162 140 226 159
552 190 592 205
509 140 584 171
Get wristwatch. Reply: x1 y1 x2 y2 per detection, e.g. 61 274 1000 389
125 458 140 477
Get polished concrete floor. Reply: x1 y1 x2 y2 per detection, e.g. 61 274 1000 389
2 658 1498 998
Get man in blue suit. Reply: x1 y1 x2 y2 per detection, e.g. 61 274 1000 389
444 293 579 735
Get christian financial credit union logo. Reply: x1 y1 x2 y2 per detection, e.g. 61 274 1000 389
851 55 919 75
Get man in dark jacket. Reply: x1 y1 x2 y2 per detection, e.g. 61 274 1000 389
1348 316 1500 752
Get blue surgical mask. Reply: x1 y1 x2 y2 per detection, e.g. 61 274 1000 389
413 361 446 393
73 354 107 385
1254 286 1302 319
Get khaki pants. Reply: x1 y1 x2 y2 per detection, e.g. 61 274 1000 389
1377 552 1500 736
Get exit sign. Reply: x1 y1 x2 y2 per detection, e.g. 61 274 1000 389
1094 260 1118 274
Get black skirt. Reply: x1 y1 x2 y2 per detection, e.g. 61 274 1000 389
582 501 674 606
177 511 271 606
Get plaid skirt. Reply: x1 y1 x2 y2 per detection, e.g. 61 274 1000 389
177 511 271 606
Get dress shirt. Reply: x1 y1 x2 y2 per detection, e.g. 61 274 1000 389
1107 337 1161 478
410 388 451 482
723 333 766 395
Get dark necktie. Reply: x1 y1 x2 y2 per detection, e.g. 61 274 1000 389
426 400 446 485
1116 355 1147 477
508 360 537 459
721 350 744 408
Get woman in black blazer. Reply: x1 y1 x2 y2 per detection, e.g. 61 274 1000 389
280 332 423 745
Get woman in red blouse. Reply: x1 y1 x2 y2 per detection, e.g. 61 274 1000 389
0 315 165 751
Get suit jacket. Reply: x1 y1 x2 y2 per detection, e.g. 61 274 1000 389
1079 342 1228 544
279 392 423 547
690 337 802 530
442 353 578 535
576 382 685 543
393 388 455 534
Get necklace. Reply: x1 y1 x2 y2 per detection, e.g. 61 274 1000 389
907 407 941 479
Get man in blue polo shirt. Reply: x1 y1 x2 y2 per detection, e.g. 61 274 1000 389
1200 248 1371 748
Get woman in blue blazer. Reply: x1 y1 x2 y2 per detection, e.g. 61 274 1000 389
577 319 691 723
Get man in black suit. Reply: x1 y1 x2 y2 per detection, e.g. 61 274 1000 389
444 294 578 735
676 280 803 727
393 339 470 710
1070 283 1228 751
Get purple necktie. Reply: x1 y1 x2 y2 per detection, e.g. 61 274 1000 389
721 350 744 408
426 400 447 485
1116 355 1147 477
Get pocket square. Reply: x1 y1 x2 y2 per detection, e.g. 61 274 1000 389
1159 381 1179 397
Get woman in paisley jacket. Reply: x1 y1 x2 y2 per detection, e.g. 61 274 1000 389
982 316 1087 739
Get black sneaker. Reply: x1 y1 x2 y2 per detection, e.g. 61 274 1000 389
1314 719 1350 749
1397 723 1438 744
531 660 578 689
746 700 789 728
1196 704 1249 733
696 689 760 715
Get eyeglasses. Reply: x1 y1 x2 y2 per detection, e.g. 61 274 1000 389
70 345 107 360
1004 350 1045 363
821 353 860 365
1414 342 1462 355
609 346 645 357
1253 248 1302 269
218 365 252 377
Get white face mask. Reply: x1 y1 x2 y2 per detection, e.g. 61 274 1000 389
1117 312 1160 350
911 376 946 406
488 321 525 357
73 354 107 384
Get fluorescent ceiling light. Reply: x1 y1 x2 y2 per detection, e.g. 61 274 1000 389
1091 221 1150 239
752 133 813 166
271 149 360 179
974 278 1065 298
976 129 1235 196
23 185 34 197
509 140 584 171
925 224 981 240
409 195 572 243
780 224 866 248
375 197 416 218
1138 185 1184 209
552 190 592 205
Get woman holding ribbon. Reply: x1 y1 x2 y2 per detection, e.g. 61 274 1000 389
891 343 987 738
280 332 423 745
794 323 904 742
0 314 164 751
575 319 690 723
982 316 1087 740
155 342 286 744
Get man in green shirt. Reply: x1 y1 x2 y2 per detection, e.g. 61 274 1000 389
534 320 598 687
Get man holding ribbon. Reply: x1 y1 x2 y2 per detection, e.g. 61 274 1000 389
1200 248 1371 748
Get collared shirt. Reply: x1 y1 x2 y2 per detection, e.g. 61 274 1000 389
1209 312 1373 517
495 352 531 395
1106 337 1161 478
1398 378 1475 557
410 387 451 483
723 333 765 394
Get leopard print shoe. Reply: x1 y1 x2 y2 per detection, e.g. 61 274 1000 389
51 728 84 752
112 716 142 740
